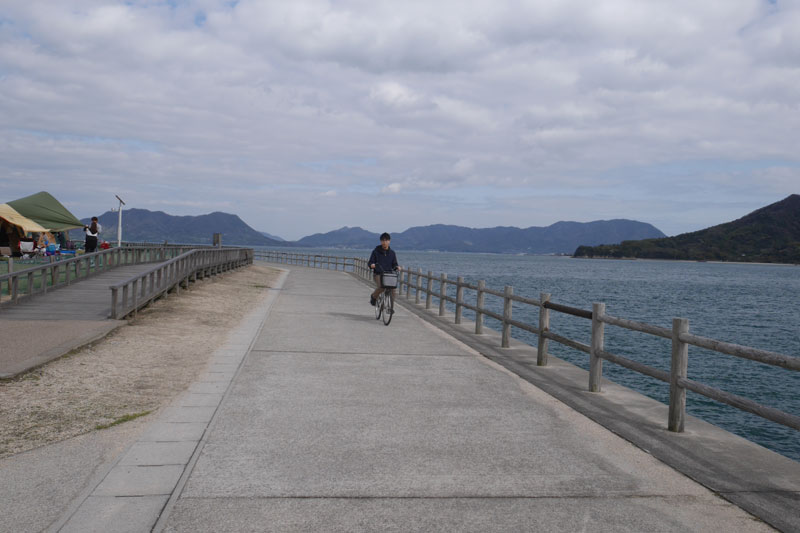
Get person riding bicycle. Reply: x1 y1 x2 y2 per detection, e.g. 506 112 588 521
369 232 400 306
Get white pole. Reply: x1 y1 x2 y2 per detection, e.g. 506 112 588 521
117 206 122 247
115 195 126 248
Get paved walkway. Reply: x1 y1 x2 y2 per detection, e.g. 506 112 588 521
0 264 156 378
52 265 789 532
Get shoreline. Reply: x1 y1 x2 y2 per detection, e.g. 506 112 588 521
571 255 800 267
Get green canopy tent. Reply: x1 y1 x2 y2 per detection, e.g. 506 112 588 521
5 191 84 232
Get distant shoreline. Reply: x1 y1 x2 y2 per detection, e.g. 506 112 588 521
571 255 799 267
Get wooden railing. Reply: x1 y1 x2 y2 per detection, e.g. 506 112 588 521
119 241 219 248
254 250 800 435
255 250 357 271
0 246 196 308
110 248 253 319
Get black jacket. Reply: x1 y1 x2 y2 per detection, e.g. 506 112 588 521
369 245 398 274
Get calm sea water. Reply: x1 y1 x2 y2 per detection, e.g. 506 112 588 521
259 247 800 462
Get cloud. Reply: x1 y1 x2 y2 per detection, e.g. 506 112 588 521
369 81 424 108
0 0 798 239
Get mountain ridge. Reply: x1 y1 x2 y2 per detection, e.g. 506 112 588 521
67 207 667 254
297 219 666 254
574 194 800 263
70 208 283 246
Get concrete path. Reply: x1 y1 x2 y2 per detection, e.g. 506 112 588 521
84 265 774 533
0 264 157 377
45 265 793 532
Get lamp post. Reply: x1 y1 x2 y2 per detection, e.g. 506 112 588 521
115 195 126 247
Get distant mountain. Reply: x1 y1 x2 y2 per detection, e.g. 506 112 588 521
259 231 285 242
296 226 378 248
63 207 667 254
574 194 800 263
293 220 665 254
69 208 283 246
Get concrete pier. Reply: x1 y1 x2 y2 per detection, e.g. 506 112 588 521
30 265 800 530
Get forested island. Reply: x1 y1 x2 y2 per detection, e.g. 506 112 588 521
574 194 800 263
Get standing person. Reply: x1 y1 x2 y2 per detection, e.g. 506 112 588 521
368 232 401 305
83 216 100 253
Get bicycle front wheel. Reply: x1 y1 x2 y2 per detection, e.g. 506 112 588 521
382 291 394 325
374 293 383 320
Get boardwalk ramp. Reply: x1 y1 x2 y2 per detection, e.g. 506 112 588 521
0 264 155 378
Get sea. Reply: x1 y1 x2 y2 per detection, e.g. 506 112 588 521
257 247 800 462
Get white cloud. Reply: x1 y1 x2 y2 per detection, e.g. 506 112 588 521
369 81 423 108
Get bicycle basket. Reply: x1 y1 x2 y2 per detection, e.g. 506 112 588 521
381 272 398 288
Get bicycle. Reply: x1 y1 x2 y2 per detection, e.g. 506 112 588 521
373 268 398 326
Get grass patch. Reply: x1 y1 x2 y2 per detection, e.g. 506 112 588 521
95 410 153 430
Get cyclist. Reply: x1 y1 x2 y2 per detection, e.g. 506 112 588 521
369 232 401 306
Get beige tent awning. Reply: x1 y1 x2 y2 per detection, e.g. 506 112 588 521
0 203 49 233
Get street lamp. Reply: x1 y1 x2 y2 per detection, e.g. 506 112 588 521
115 195 126 247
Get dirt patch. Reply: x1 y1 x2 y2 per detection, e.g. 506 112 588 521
0 264 282 459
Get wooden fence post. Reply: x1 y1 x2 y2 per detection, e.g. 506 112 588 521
415 268 422 304
132 279 139 316
426 271 433 309
475 280 485 334
537 293 550 366
589 302 605 392
455 276 464 324
669 317 690 432
502 286 513 348
111 287 118 319
439 273 447 316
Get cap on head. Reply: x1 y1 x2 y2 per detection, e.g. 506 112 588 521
380 232 391 241
91 217 98 221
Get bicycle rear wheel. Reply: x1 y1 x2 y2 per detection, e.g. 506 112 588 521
382 290 394 325
374 293 383 320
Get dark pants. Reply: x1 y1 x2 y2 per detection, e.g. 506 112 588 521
85 236 98 253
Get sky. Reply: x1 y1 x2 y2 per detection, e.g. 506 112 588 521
1 1 798 240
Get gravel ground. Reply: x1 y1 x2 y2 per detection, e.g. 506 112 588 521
0 263 281 459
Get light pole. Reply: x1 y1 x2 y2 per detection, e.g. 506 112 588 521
115 195 126 247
